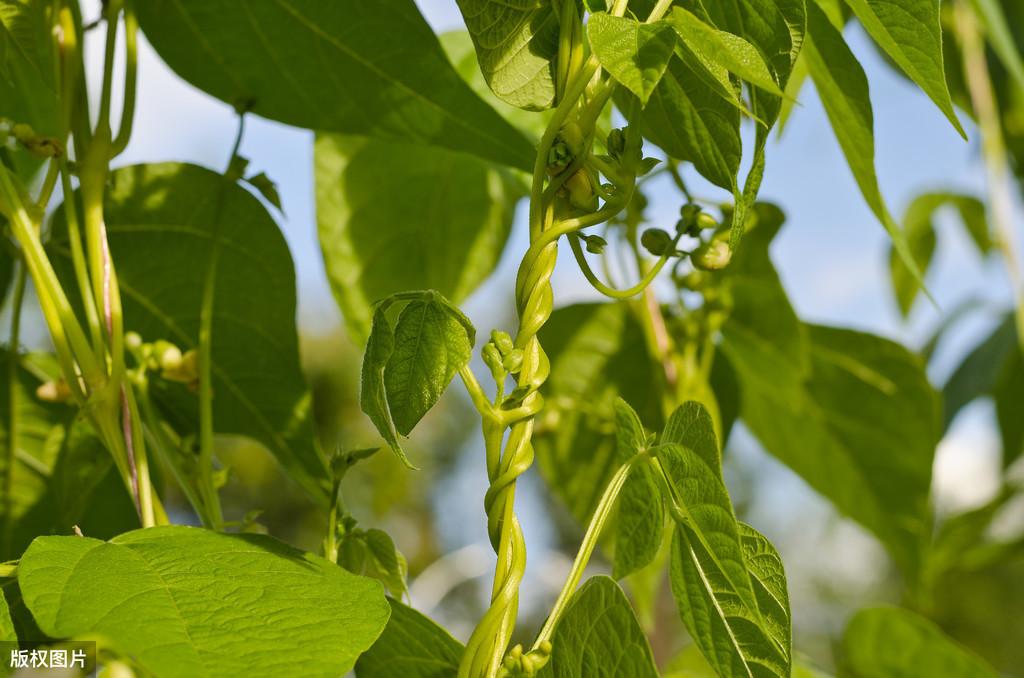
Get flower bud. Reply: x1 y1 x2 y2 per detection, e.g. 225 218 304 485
36 380 72 403
162 348 199 384
502 349 524 374
490 330 514 357
640 228 673 256
581 234 607 254
565 170 597 212
693 238 732 271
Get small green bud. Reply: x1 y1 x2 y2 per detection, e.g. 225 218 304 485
696 212 718 231
606 128 626 159
125 331 143 350
693 238 732 271
153 340 182 372
482 342 504 378
565 169 598 211
36 380 72 403
581 234 607 254
162 348 199 384
640 228 673 256
502 349 524 374
490 330 515 356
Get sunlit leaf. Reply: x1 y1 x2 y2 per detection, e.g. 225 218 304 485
19 526 390 678
135 0 534 170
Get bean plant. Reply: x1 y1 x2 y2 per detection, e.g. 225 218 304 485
0 0 1021 676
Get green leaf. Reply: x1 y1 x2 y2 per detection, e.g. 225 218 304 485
534 303 661 524
440 30 550 142
50 163 330 502
454 0 560 111
889 192 989 316
842 607 999 678
0 582 13 642
843 0 965 137
243 172 283 213
19 526 390 677
667 8 785 96
361 307 404 464
611 398 663 580
721 216 938 574
622 55 742 190
804 0 926 293
587 13 677 107
0 351 137 559
537 576 658 677
315 133 519 343
360 292 475 467
135 0 533 170
942 314 1016 430
339 527 408 600
993 346 1024 468
355 598 463 678
669 519 791 677
970 0 1024 93
0 0 58 179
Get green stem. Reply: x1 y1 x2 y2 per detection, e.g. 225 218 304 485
531 455 642 650
111 1 137 157
1 263 27 558
957 0 1024 352
568 230 681 299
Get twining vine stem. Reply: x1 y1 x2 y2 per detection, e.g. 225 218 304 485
458 0 678 675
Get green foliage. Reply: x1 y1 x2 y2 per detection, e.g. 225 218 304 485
51 162 330 502
454 0 560 111
360 291 475 468
18 526 390 677
587 13 677 107
135 0 533 170
721 209 939 574
0 581 13 642
660 402 792 677
315 134 519 343
0 351 136 559
338 526 409 600
842 607 999 678
803 0 924 289
355 599 464 677
889 192 989 316
843 0 964 136
666 8 785 97
534 303 660 523
611 398 662 580
537 576 658 677
942 314 1022 467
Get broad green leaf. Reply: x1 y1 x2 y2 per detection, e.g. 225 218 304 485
993 346 1023 467
355 599 463 678
721 214 938 573
669 520 791 677
315 133 519 343
970 0 1024 93
804 0 925 291
0 350 136 560
361 307 404 463
386 299 473 434
440 31 549 142
534 303 661 524
339 527 409 600
611 398 663 580
587 13 677 107
942 314 1022 466
0 578 13 642
360 292 474 467
667 8 785 96
19 526 390 677
0 0 58 180
889 192 989 316
622 54 742 189
942 314 1016 430
454 0 560 110
842 607 999 678
50 163 330 502
843 0 965 136
537 576 658 677
135 0 533 170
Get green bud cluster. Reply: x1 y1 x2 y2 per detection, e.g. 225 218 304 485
676 203 718 237
0 117 62 157
125 331 200 386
